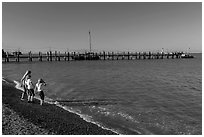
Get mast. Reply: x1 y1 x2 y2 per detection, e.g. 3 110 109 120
188 47 190 54
89 30 91 52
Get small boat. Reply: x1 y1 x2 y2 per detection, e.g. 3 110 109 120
72 52 100 60
181 53 194 58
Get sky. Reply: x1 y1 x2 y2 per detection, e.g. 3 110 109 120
2 2 202 53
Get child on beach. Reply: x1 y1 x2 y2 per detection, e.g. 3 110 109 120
34 78 46 105
20 70 31 100
25 75 35 103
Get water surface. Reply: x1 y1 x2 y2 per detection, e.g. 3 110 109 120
2 53 202 134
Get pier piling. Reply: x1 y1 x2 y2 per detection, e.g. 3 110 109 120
55 51 57 61
50 51 52 61
38 52 42 61
64 52 67 61
47 52 49 61
28 51 32 62
58 52 60 61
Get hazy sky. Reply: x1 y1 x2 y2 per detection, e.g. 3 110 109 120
2 2 202 53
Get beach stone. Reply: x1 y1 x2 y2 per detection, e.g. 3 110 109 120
2 104 55 135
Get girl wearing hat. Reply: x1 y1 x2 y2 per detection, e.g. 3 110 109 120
20 70 31 100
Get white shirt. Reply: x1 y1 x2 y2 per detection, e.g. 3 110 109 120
22 75 29 85
25 79 34 89
35 83 44 92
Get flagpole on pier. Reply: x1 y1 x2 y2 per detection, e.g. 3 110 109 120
89 30 91 52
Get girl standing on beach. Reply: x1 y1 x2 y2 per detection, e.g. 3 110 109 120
25 75 35 103
35 78 46 105
20 70 31 100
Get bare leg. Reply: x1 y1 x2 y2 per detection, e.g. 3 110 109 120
21 86 27 100
21 89 26 100
27 96 30 102
21 92 25 100
40 99 43 105
30 95 33 102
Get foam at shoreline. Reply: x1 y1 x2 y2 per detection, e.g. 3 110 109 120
12 79 120 135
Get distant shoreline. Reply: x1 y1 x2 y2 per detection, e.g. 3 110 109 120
2 78 117 135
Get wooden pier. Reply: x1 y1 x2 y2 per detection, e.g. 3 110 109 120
2 50 191 63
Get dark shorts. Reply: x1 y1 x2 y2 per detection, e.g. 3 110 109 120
39 91 44 100
27 89 34 96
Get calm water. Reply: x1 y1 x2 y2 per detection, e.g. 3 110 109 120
2 53 202 135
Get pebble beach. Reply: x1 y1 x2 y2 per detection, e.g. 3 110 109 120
2 79 117 135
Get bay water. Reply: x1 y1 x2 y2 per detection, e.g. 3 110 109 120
2 53 202 134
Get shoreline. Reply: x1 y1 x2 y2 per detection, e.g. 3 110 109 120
2 78 118 135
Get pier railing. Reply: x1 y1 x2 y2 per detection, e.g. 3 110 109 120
2 51 187 63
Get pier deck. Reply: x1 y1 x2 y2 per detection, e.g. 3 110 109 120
2 51 193 63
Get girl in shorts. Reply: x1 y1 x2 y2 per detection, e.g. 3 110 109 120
25 75 34 103
35 78 46 105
